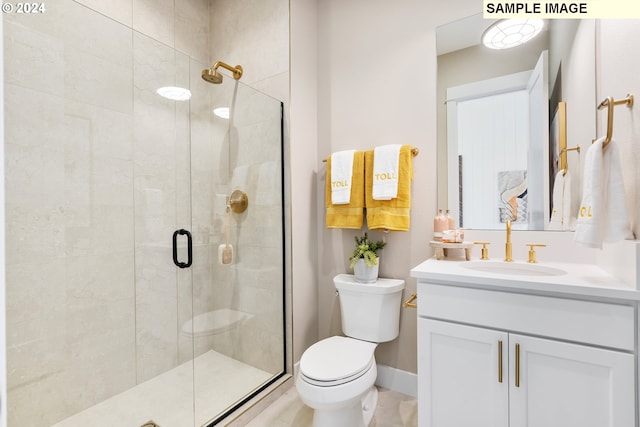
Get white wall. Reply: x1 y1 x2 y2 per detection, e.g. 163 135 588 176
597 20 640 238
308 0 479 374
299 3 638 376
560 20 597 224
290 0 320 366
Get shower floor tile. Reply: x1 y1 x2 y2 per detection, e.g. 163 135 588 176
53 350 273 427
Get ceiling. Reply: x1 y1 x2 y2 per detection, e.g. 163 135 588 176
436 14 497 56
437 15 551 56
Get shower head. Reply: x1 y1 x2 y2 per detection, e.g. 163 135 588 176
202 68 223 84
201 61 243 84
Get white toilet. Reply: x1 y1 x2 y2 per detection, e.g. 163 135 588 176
296 274 405 427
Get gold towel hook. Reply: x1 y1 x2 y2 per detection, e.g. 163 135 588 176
559 146 580 176
597 94 634 148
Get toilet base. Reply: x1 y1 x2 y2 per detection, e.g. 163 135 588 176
311 386 378 427
362 386 378 425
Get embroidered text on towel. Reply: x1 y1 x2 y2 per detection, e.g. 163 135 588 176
372 144 402 200
331 149 356 205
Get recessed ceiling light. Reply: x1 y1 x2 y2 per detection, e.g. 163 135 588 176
156 86 192 101
213 107 230 119
482 19 544 50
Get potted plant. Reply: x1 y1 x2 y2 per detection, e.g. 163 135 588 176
349 232 386 283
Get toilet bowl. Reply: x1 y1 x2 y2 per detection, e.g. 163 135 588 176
296 275 405 427
296 336 379 427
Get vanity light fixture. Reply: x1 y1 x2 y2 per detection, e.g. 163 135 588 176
156 86 192 101
482 18 544 50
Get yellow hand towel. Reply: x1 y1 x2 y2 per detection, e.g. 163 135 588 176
365 145 414 231
326 151 365 229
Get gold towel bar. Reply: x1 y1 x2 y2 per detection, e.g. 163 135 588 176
596 94 634 148
322 147 419 163
403 293 417 308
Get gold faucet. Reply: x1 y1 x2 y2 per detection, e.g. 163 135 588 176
505 220 513 262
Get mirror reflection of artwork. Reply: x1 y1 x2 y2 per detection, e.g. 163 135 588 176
498 170 528 223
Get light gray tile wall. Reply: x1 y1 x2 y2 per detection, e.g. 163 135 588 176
5 2 137 424
4 0 211 424
6 0 288 424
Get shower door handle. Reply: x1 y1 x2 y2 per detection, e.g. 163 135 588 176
172 229 193 268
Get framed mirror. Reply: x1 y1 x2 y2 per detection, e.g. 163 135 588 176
436 15 597 230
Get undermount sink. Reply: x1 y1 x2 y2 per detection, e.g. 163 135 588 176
462 261 567 277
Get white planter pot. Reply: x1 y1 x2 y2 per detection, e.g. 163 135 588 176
353 258 379 283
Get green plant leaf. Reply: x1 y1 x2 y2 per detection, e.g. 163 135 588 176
348 231 386 269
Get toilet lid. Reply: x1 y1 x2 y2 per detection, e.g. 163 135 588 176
300 336 376 386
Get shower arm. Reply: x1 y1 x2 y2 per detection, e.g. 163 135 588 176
213 61 243 80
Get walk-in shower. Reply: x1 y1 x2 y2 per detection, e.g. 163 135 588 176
4 2 286 426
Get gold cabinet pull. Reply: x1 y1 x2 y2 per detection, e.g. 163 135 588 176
498 340 503 383
515 343 521 387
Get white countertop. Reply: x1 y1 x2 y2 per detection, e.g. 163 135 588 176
411 257 640 301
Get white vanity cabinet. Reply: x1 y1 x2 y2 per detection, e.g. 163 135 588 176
420 319 509 427
420 318 635 427
412 259 639 427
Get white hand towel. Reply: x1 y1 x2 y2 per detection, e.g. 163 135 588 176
548 170 573 231
372 144 402 200
575 138 633 248
548 170 565 230
602 140 634 242
562 171 575 231
330 150 356 205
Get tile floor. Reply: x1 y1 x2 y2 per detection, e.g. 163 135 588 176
53 350 273 427
244 385 418 427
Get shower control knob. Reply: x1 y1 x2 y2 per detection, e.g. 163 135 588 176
229 190 248 213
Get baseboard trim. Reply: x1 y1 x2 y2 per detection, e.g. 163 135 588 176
375 364 417 398
294 361 417 398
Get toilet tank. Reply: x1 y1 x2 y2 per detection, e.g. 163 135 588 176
334 274 405 343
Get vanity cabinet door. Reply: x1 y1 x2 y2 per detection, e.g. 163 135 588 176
509 334 636 427
419 319 509 427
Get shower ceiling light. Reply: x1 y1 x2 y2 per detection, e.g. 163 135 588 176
213 107 230 119
482 18 544 50
156 86 192 101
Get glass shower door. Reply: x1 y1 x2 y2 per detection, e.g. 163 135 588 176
5 1 284 425
190 76 285 425
132 31 196 426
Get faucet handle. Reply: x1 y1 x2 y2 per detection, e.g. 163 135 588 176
474 241 491 260
526 244 547 263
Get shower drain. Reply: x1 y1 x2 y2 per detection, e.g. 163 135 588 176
140 421 160 427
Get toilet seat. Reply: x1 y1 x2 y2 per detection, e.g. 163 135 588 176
299 336 377 387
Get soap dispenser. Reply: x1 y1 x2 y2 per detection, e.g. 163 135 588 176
445 209 455 229
433 209 447 241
